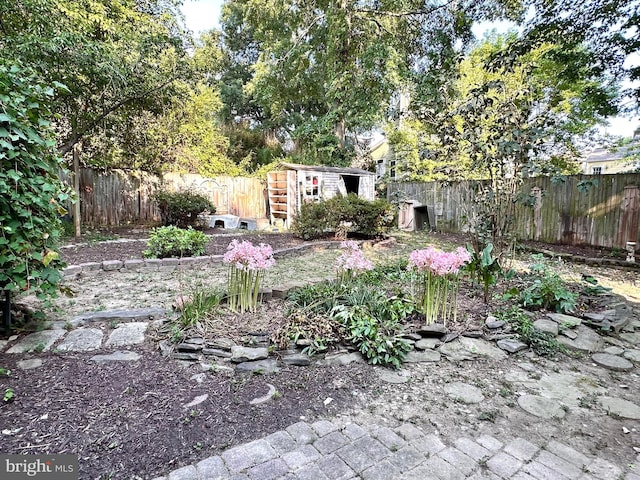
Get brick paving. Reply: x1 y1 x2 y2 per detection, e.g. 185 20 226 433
155 419 638 480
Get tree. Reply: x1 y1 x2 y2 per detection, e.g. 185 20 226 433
393 35 618 182
0 63 72 309
0 0 192 160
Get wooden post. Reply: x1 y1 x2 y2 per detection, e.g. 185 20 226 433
73 143 81 239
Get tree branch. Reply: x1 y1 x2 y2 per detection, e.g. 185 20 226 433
58 75 181 156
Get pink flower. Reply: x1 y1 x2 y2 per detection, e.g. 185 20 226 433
408 246 471 276
223 239 276 271
336 241 373 276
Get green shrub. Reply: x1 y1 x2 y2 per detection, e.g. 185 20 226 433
517 254 577 313
291 194 395 240
0 63 72 300
152 189 214 228
143 226 208 258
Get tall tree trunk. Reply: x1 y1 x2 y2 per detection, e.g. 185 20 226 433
73 143 82 239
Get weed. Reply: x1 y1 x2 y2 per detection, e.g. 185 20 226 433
499 386 513 397
514 254 577 313
110 320 119 329
3 388 15 403
496 306 563 356
176 287 224 328
193 442 203 451
64 321 73 331
272 390 282 399
33 342 46 353
478 410 498 422
0 367 10 377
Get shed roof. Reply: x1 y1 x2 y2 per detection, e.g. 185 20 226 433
278 162 375 176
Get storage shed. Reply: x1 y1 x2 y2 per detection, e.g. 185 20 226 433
267 162 376 228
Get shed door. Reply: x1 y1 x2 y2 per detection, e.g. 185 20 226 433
340 175 360 195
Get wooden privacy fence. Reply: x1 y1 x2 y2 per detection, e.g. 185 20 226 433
388 173 640 249
60 169 266 226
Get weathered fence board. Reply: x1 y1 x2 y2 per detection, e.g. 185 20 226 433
389 174 640 249
61 169 266 226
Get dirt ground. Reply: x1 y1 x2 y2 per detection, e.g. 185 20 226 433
1 230 639 479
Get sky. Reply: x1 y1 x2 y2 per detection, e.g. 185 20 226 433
181 0 638 139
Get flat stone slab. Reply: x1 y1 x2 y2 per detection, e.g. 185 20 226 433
90 351 141 363
404 350 441 363
282 354 311 366
231 346 269 363
105 322 148 347
417 323 447 336
318 352 365 366
599 396 640 419
414 338 441 350
56 328 104 352
603 346 625 355
591 353 634 371
533 319 558 336
619 332 640 345
623 349 640 362
497 339 528 353
235 359 279 374
546 313 582 328
444 382 485 404
518 395 566 419
557 325 604 352
17 359 44 370
71 308 166 326
378 370 411 384
6 330 65 354
457 337 508 360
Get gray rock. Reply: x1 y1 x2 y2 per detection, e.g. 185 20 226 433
172 352 200 361
403 350 441 363
561 329 578 340
442 332 460 343
378 370 410 384
6 330 66 354
603 346 625 355
591 353 634 371
414 338 441 350
71 307 166 326
282 354 311 366
444 382 485 404
518 395 566 419
158 340 173 357
78 261 101 271
56 328 103 352
102 260 123 271
0 340 8 350
623 349 640 362
318 352 364 366
185 337 205 345
231 346 269 363
557 325 605 352
461 330 483 338
17 359 43 370
599 396 640 419
497 339 529 353
124 259 144 270
533 319 559 336
202 348 232 358
486 320 506 329
235 359 279 374
584 313 605 322
191 373 207 384
417 323 447 336
183 394 208 409
619 332 640 345
546 313 582 328
90 351 141 363
207 338 236 350
105 322 148 347
176 343 203 352
402 333 422 341
438 341 476 361
249 383 277 405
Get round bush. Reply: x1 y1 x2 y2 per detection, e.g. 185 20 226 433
143 226 208 258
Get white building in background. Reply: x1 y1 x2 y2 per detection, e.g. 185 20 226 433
581 127 640 174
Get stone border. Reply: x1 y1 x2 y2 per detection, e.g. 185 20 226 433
61 241 342 278
524 246 640 271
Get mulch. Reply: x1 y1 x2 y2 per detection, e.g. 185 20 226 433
0 346 376 479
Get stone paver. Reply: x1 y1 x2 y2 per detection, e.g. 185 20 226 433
6 329 65 353
56 327 104 352
105 322 148 346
